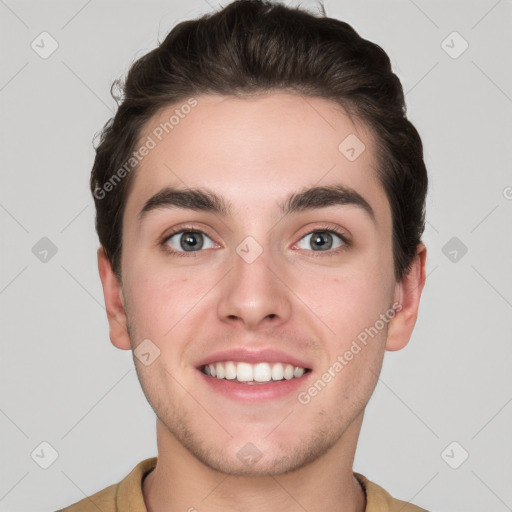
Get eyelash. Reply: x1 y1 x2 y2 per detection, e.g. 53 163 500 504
160 223 351 258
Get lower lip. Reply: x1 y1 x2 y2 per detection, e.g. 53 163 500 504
198 370 312 402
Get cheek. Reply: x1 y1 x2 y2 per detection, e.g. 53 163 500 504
302 266 393 337
123 253 219 347
123 262 190 339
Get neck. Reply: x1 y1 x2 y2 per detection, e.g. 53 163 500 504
142 414 366 512
143 413 366 512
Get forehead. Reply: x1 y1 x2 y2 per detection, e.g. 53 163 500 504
125 93 390 229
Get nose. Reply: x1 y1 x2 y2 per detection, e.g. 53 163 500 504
216 244 292 331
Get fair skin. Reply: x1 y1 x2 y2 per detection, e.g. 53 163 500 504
98 93 426 512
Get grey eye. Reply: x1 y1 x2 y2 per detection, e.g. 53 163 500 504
296 231 344 251
166 231 215 252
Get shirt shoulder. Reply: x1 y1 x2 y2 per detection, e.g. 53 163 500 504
55 483 118 512
354 472 429 512
55 457 157 512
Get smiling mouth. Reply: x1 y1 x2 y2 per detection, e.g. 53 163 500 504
201 361 311 384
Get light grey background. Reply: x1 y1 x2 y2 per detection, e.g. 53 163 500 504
1 1 511 511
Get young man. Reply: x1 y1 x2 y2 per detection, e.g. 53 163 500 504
59 1 429 510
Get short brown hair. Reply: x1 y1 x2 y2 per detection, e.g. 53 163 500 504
91 0 428 282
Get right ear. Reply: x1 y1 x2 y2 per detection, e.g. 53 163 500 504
97 247 131 350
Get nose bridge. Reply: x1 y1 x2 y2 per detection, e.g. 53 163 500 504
216 234 292 328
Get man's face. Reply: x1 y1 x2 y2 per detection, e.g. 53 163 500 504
117 93 399 475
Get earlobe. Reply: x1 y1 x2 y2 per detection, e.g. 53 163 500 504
97 247 132 351
385 243 427 351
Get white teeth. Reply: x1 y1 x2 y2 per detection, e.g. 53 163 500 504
253 362 271 382
283 364 294 380
293 366 305 378
202 361 307 382
224 361 237 380
215 362 225 379
236 362 253 382
271 363 284 381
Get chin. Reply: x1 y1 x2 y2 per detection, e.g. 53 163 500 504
197 452 303 477
181 428 338 477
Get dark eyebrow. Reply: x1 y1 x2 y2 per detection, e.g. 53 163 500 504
139 187 231 220
138 184 376 224
278 184 376 224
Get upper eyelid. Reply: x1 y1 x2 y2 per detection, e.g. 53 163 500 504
162 224 214 241
298 224 349 238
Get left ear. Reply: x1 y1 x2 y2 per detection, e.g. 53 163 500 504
386 242 427 351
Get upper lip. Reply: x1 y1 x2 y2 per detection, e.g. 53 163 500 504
195 348 312 370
